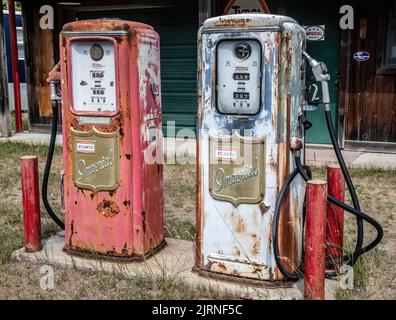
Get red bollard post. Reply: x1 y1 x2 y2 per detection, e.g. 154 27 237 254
21 156 42 252
304 180 327 300
326 164 345 269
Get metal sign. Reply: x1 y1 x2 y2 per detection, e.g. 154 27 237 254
353 51 370 62
72 127 120 192
304 25 326 41
209 133 265 207
224 0 270 15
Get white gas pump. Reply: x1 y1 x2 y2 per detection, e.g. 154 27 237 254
194 14 383 283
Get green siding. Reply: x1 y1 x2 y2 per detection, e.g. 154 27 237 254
75 0 198 135
267 0 342 144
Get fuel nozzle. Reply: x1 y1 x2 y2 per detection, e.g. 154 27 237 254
50 80 61 102
303 51 330 82
303 51 331 110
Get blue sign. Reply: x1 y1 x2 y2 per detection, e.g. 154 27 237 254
353 51 370 62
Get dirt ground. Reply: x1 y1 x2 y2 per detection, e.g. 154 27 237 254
0 141 395 299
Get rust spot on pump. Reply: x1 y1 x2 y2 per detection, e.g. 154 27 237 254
69 219 75 247
97 199 120 217
259 202 270 215
252 239 260 256
214 17 252 28
234 216 246 233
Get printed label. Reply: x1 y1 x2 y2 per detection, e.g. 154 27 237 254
76 142 96 154
353 51 370 62
215 149 237 160
304 25 326 41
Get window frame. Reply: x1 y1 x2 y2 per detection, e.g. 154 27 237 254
377 0 396 75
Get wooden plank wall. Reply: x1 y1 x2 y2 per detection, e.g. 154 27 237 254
22 0 55 126
340 0 396 143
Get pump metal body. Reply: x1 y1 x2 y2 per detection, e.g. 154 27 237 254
59 19 164 259
195 14 307 282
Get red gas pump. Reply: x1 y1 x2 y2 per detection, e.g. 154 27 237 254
42 19 165 259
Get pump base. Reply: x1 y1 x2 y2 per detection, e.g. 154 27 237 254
192 266 293 288
63 239 167 263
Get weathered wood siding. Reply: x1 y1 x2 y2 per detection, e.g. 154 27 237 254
340 0 396 144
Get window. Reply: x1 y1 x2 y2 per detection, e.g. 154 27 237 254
384 1 396 68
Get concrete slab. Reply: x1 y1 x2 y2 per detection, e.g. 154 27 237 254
3 132 395 170
352 153 396 169
2 132 63 146
305 148 362 167
12 233 339 300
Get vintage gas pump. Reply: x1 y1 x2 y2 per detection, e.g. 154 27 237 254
195 14 383 283
43 19 165 259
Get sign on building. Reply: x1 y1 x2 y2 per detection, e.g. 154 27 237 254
303 25 326 41
224 0 270 15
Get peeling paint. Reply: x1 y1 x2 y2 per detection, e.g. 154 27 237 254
61 19 164 259
196 14 306 282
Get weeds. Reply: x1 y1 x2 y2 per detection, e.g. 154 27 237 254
0 141 395 299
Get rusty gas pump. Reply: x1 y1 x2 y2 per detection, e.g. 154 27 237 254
194 14 383 283
42 19 165 259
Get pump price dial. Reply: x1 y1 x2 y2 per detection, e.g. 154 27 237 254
233 92 250 100
233 73 250 81
217 39 261 115
70 40 117 114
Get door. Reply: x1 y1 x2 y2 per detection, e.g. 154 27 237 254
342 0 396 147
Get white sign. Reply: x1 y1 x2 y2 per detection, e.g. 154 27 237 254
71 40 117 113
217 40 261 115
225 0 269 15
77 142 96 154
304 25 326 41
215 149 237 160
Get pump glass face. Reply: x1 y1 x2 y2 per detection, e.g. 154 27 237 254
90 44 104 61
70 40 117 114
216 40 262 115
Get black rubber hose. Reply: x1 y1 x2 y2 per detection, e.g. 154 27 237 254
42 101 65 230
273 107 383 280
272 168 302 281
273 156 384 281
323 110 364 265
295 156 383 266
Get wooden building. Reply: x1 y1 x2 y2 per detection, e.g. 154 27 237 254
17 0 396 149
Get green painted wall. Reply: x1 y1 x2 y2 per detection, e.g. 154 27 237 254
267 0 342 144
75 0 198 136
76 0 341 143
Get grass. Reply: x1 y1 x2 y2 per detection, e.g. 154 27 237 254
10 111 30 132
0 140 395 299
0 141 223 299
311 166 396 300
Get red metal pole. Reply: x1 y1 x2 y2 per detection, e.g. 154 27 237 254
326 164 345 270
8 0 22 133
21 156 42 252
304 180 327 300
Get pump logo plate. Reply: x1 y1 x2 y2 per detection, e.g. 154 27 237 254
209 133 265 207
71 128 120 192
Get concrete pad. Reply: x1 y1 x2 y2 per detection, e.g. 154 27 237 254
164 137 196 163
12 233 339 300
4 132 394 170
352 153 396 169
2 132 63 146
306 148 362 167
